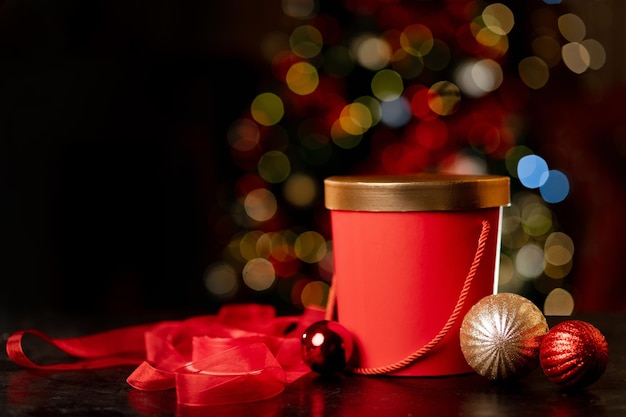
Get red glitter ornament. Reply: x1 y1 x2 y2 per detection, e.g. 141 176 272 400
301 320 354 375
540 320 609 390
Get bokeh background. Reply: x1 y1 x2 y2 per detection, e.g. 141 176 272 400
2 0 625 324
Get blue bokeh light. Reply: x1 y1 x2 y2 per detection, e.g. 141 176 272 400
517 154 549 189
380 97 411 128
540 170 570 203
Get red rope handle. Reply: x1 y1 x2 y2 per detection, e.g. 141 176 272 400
326 220 491 375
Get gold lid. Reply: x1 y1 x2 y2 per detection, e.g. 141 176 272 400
324 173 510 211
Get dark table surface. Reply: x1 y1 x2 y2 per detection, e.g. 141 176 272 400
1 312 624 417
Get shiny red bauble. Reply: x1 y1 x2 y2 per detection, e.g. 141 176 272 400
540 320 609 390
301 320 354 375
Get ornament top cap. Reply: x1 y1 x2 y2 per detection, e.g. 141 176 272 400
324 173 510 212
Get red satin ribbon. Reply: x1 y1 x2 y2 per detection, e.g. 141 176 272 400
5 304 325 406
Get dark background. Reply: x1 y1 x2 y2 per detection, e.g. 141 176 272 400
0 1 279 319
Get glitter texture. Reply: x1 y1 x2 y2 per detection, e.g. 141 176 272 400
459 293 549 380
540 320 609 389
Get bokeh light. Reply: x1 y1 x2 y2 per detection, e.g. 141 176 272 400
204 263 239 298
544 288 575 316
454 59 503 97
544 231 574 279
515 244 545 279
581 38 606 70
562 42 590 74
371 69 404 102
427 81 461 116
251 92 285 126
290 25 323 58
557 13 586 43
242 258 276 291
244 188 278 222
380 97 411 128
339 102 373 135
539 170 570 203
258 150 291 183
283 173 318 208
294 231 327 263
518 56 549 89
352 34 392 71
282 0 317 19
286 61 319 95
517 154 549 188
482 3 515 36
300 280 329 309
214 0 594 315
400 24 434 57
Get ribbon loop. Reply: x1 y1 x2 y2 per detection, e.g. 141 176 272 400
6 304 326 406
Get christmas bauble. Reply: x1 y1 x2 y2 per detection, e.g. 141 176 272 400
540 320 608 390
460 293 549 380
301 320 354 375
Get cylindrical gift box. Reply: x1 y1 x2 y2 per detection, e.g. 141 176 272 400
324 173 510 376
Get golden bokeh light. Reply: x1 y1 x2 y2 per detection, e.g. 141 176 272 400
371 69 404 102
482 3 515 35
557 13 586 43
581 39 606 70
294 231 327 263
400 23 434 57
283 172 318 208
544 232 574 266
300 280 329 309
239 230 265 261
427 81 461 116
258 150 291 183
330 118 363 149
518 56 549 89
204 263 239 297
244 188 278 222
290 25 323 58
562 42 590 74
286 61 319 95
242 258 276 291
354 96 382 125
282 0 317 19
521 202 553 237
543 288 575 316
339 102 373 135
251 92 285 126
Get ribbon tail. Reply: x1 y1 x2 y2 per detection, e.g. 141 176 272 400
6 327 148 371
127 361 176 391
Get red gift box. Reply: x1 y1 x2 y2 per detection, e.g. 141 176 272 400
324 174 510 376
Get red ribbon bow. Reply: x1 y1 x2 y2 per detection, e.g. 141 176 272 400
6 304 325 406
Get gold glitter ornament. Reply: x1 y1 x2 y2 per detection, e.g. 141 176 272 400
459 293 549 380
